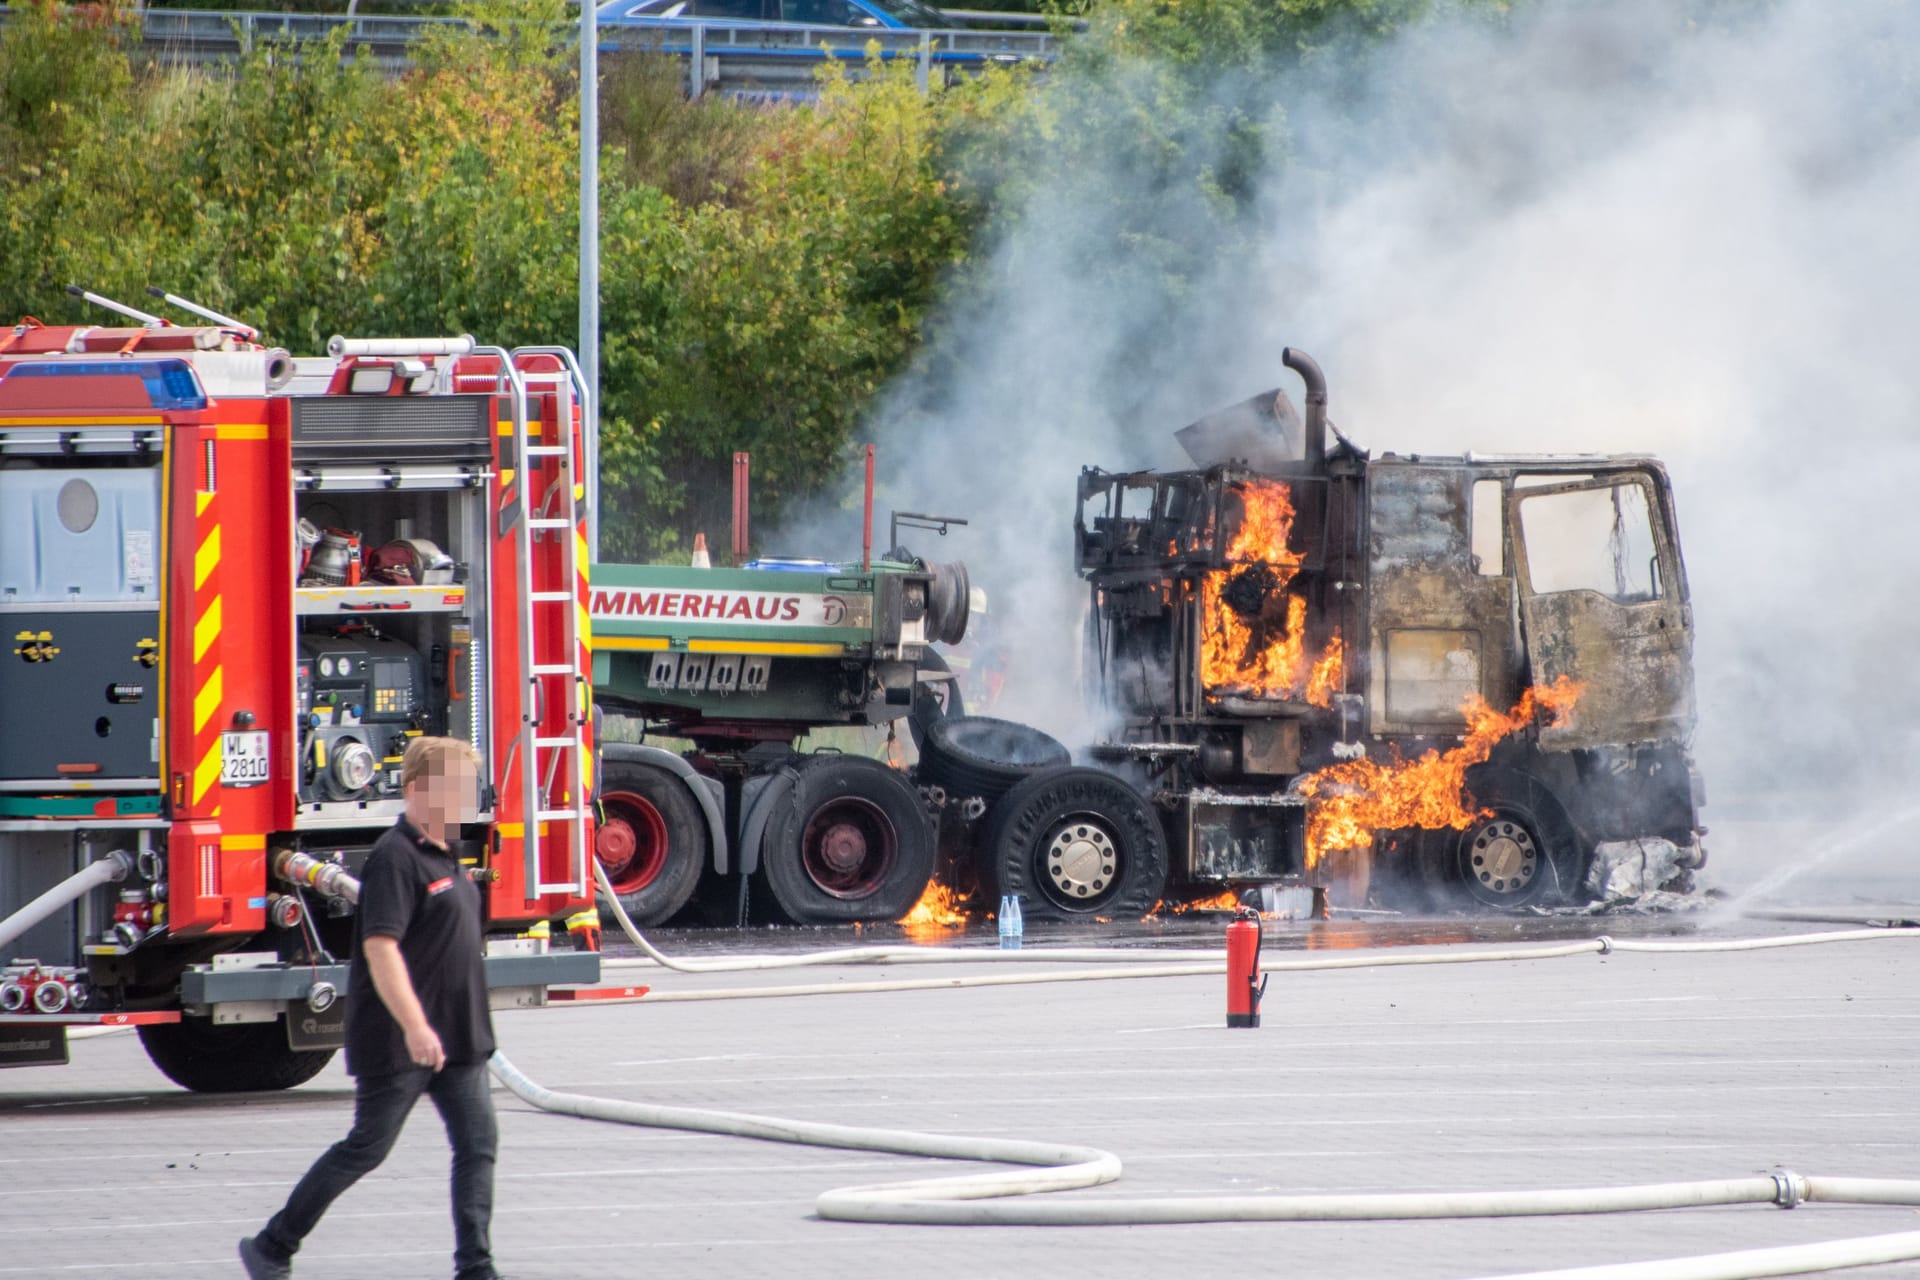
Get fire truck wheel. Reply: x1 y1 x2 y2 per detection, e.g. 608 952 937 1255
985 767 1168 922
1423 770 1584 910
596 761 706 928
759 755 935 925
919 716 1070 803
138 1017 335 1093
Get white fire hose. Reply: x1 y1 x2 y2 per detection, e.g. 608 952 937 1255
0 850 132 956
587 860 1913 1001
495 891 1920 1280
591 861 1227 974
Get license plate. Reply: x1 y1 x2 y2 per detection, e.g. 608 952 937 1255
221 731 271 788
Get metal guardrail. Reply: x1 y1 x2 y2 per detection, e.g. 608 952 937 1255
0 6 1058 90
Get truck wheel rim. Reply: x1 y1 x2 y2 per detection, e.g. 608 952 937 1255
597 791 669 894
1040 817 1119 907
1465 818 1538 895
800 797 896 900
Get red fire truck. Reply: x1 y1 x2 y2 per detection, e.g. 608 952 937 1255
0 298 598 1090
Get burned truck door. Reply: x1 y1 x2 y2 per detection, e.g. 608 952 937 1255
1363 463 1523 739
1506 471 1695 749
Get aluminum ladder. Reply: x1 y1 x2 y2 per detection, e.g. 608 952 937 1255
503 347 592 898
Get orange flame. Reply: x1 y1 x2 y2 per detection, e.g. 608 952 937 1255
1152 890 1242 916
1305 632 1344 708
1295 676 1586 872
1200 481 1340 702
898 880 969 935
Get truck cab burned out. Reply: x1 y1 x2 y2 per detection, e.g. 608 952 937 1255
1075 349 1704 910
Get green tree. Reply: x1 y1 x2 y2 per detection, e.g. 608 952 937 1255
0 0 1490 561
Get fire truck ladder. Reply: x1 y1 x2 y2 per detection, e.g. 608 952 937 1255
494 347 591 899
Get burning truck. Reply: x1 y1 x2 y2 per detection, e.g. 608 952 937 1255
585 347 1704 927
1073 349 1704 911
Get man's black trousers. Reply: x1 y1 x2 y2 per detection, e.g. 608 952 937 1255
259 1061 497 1278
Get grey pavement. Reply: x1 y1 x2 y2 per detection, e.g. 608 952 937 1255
6 905 1920 1280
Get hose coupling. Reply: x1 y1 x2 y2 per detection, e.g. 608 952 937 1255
1595 935 1614 955
1770 1168 1803 1209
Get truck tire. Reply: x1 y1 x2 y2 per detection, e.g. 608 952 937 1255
138 1017 335 1093
1422 768 1586 910
984 766 1167 922
596 759 706 927
918 716 1070 803
759 755 935 925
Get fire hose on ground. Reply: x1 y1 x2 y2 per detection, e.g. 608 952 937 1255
586 858 1916 1000
491 876 1920 1279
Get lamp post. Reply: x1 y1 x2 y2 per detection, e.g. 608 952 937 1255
579 0 601 558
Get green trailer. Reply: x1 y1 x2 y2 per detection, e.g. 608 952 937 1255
585 553 997 927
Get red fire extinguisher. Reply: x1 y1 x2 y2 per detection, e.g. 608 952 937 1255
1226 905 1266 1028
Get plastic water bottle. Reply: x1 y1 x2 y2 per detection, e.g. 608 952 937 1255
1000 894 1022 950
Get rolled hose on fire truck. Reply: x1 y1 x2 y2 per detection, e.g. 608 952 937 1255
493 915 1920 1280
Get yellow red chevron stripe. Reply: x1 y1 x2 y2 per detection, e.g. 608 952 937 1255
190 460 221 813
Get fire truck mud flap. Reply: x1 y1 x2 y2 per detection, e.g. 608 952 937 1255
0 1021 69 1068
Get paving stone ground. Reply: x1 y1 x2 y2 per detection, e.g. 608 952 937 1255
7 890 1920 1280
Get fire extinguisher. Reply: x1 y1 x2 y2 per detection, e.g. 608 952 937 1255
1226 905 1267 1028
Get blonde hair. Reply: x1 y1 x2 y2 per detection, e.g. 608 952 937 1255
400 736 480 790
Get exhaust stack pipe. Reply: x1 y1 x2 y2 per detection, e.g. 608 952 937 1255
1281 347 1327 467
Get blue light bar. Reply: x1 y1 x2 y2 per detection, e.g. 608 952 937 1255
1 358 208 410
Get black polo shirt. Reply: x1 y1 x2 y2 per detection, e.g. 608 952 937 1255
344 815 495 1077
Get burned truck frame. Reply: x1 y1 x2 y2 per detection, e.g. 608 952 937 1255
1076 350 1703 908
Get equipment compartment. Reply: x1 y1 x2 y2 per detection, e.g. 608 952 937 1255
290 483 492 824
0 464 163 786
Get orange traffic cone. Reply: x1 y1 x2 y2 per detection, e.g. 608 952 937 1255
691 532 712 569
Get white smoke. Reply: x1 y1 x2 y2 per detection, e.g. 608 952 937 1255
852 0 1920 899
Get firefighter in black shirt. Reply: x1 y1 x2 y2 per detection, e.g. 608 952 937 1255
241 737 503 1280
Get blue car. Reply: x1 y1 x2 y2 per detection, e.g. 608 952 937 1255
595 0 953 31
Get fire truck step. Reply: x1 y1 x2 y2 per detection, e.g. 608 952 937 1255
530 593 573 603
534 736 581 748
528 518 571 530
531 662 576 673
524 445 568 457
535 808 585 822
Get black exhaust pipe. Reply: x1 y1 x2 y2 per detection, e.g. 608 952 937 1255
1281 347 1327 466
